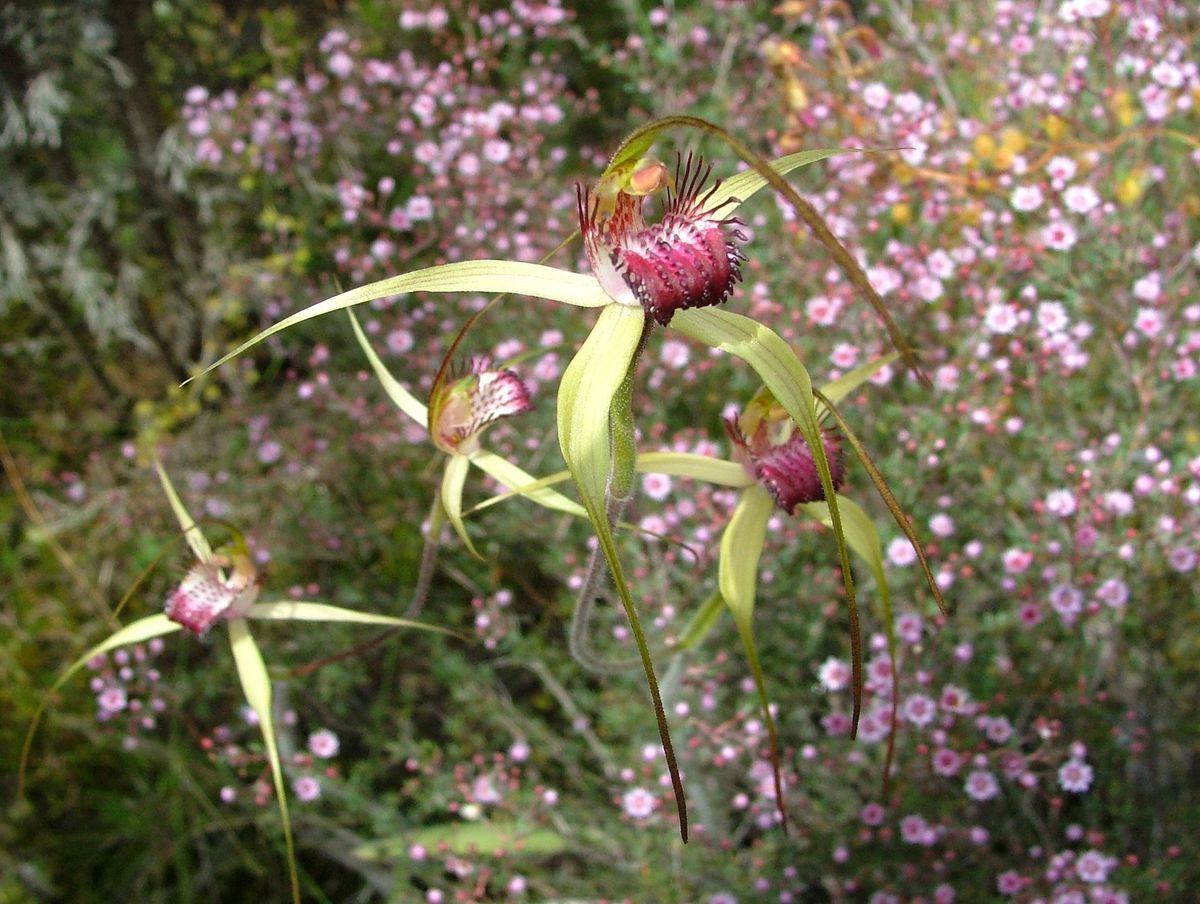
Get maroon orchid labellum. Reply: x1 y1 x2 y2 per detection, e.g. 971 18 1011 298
577 153 749 326
727 390 847 513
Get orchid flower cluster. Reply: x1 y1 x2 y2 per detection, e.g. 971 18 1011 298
27 117 945 900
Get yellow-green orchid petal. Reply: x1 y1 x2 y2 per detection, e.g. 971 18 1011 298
557 302 689 838
348 310 429 426
704 148 850 215
799 493 902 787
196 261 610 382
246 601 461 637
671 306 863 731
635 451 754 487
155 456 213 563
717 484 785 823
816 351 900 420
19 614 183 797
227 617 300 904
675 590 726 651
441 453 482 560
470 450 585 518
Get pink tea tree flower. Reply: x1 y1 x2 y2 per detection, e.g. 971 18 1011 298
193 115 930 839
20 458 454 904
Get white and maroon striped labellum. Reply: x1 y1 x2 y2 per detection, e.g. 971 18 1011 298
165 554 260 635
430 356 532 456
727 404 846 514
577 154 749 326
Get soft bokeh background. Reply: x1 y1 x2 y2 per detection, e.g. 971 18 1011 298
3 1 1198 901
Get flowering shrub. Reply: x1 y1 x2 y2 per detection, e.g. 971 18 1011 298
9 1 1200 902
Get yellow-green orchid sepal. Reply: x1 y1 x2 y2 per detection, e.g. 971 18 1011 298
635 451 754 487
671 306 864 733
704 148 852 215
245 601 461 637
441 453 482 560
469 451 585 518
192 260 612 383
816 351 900 422
156 456 213 563
18 614 183 799
717 485 787 824
348 309 429 426
556 302 689 838
227 617 301 904
797 492 901 783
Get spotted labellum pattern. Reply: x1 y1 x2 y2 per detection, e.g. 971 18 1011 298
429 355 533 456
577 154 749 325
164 554 260 635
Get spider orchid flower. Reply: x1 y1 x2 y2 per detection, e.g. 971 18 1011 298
468 356 948 826
644 360 946 819
20 458 455 904
347 310 586 564
192 116 928 839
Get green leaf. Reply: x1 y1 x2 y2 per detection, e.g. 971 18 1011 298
246 601 461 638
671 307 863 732
557 303 689 839
194 261 609 382
635 451 753 487
348 310 428 426
19 615 183 798
354 821 567 861
717 485 786 826
227 618 300 904
441 453 482 559
154 457 212 563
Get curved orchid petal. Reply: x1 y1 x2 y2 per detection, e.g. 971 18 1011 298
470 450 585 517
635 451 753 487
195 261 609 382
18 614 183 799
247 601 461 637
155 456 213 563
816 352 899 421
227 618 300 904
348 310 429 426
441 453 483 559
671 306 863 733
705 148 850 215
717 485 786 823
557 303 689 838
